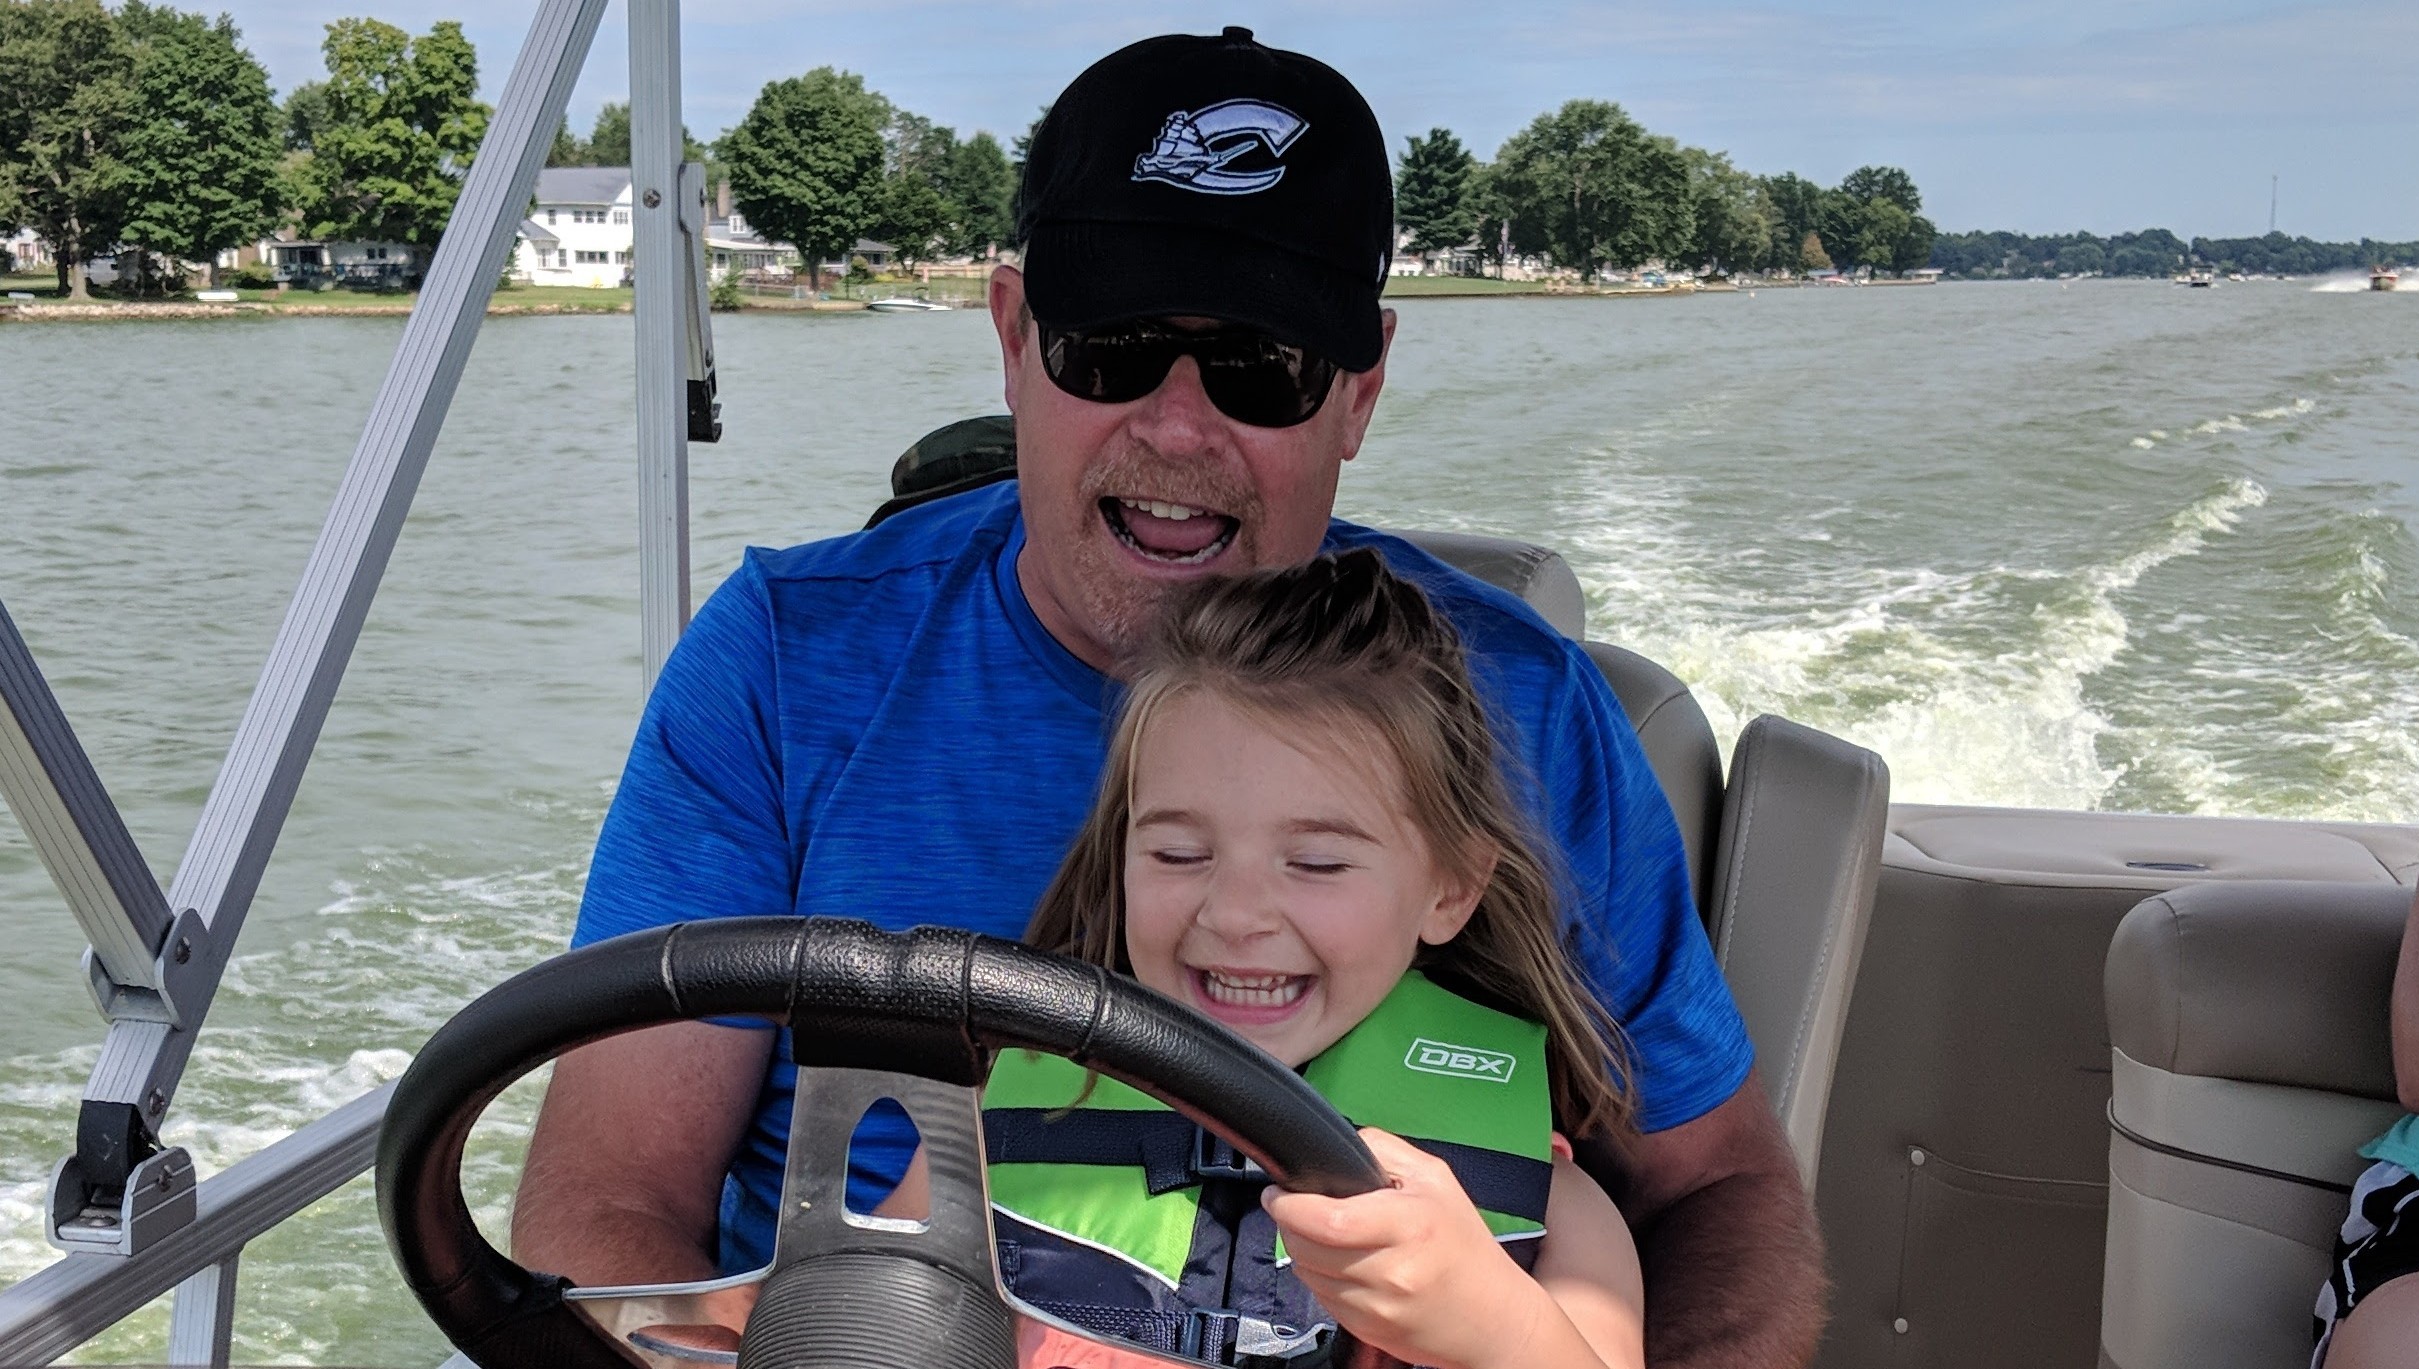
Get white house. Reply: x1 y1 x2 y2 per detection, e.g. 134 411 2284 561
706 212 791 280
6 228 54 273
515 166 635 288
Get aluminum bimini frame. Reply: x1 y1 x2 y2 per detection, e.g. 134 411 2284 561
0 0 716 1359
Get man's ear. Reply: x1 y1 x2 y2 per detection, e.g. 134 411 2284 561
1418 839 1493 947
1333 306 1395 465
989 264 1029 414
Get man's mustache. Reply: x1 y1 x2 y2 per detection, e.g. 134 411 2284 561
1077 449 1261 524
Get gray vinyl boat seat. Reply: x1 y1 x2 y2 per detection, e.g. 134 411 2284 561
2100 880 2409 1369
876 428 1892 1184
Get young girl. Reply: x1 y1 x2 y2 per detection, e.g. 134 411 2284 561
988 548 1646 1369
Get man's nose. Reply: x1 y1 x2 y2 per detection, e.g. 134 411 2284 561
1129 354 1223 453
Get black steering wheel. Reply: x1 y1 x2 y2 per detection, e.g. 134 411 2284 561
377 917 1389 1369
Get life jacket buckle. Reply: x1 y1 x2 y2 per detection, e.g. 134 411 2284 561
1192 1129 1267 1184
1180 1308 1338 1367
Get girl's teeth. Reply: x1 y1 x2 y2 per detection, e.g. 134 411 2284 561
1200 971 1308 1007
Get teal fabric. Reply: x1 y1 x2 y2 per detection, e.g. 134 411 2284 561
2360 1113 2419 1172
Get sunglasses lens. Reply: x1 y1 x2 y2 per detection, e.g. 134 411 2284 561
1040 325 1174 404
1038 322 1339 428
1199 335 1337 428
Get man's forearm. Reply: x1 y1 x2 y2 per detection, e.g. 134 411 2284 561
1635 1166 1826 1369
510 1184 723 1288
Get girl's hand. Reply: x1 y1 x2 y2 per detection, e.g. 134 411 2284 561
1261 1128 1552 1369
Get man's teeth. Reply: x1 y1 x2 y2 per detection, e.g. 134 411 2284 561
1200 971 1309 1008
1120 497 1206 522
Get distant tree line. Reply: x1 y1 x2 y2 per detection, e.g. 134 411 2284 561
1930 228 2419 279
1393 103 1935 280
0 0 489 298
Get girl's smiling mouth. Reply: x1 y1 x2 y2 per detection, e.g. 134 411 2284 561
1190 967 1314 1025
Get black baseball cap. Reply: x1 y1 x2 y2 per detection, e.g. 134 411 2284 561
1017 27 1394 372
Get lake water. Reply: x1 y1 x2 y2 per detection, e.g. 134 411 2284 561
3 280 2415 1362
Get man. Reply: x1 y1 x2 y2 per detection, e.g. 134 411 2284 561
514 28 1823 1367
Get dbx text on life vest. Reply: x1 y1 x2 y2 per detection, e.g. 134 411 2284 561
1405 1037 1517 1082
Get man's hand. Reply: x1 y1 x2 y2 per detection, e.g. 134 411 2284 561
1577 1071 1826 1369
511 1019 773 1287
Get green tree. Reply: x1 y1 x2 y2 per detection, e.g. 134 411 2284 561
1799 230 1831 272
1395 127 1478 257
1824 165 1933 275
722 67 888 291
1678 146 1769 275
870 109 963 265
585 99 709 168
547 117 587 166
115 4 283 289
944 130 1014 257
1839 164 1920 214
1758 172 1827 273
1486 101 1692 280
588 101 629 167
0 0 136 299
288 18 489 250
281 78 328 151
1007 103 1049 230
1849 199 1911 275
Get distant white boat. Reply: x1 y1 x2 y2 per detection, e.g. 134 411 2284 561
866 297 952 313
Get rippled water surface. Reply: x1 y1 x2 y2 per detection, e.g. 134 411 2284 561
2 281 2415 1362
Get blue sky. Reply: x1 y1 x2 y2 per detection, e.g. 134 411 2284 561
229 0 2414 241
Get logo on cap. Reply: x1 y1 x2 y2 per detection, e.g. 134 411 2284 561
1404 1037 1516 1083
1131 99 1308 196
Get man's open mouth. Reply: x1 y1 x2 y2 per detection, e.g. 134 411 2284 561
1100 496 1239 566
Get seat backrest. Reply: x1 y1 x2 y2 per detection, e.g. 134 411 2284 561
1706 715 1889 1189
1384 530 1723 916
2099 880 2407 1369
1386 528 1588 641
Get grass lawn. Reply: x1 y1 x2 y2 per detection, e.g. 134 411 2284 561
1382 276 1564 296
1 271 63 297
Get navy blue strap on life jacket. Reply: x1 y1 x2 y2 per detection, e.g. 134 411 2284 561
1020 1299 1340 1369
983 1107 1552 1223
982 1107 1206 1194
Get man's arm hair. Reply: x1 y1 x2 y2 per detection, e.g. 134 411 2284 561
512 1020 774 1286
1576 1071 1826 1369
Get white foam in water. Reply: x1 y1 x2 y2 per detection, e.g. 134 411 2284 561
1559 462 2275 813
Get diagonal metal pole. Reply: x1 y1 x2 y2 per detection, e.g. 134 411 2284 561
0 599 174 1000
44 0 613 1254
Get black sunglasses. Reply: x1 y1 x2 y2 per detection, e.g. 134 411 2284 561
1037 319 1341 428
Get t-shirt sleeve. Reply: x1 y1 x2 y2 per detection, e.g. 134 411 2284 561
573 552 796 952
1534 646 1753 1134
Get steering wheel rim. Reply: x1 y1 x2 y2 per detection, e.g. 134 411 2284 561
376 916 1387 1369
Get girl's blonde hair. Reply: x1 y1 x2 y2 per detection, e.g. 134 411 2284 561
1026 548 1634 1138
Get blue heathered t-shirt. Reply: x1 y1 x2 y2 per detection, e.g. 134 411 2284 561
571 481 1752 1274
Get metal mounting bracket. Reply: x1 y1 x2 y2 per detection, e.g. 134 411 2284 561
48 1144 196 1256
678 159 721 443
82 906 216 1027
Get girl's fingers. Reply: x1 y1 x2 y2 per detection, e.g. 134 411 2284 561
1264 1187 1395 1252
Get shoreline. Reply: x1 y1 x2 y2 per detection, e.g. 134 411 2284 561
0 278 1960 320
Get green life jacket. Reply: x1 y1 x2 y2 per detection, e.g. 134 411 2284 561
981 970 1553 1366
